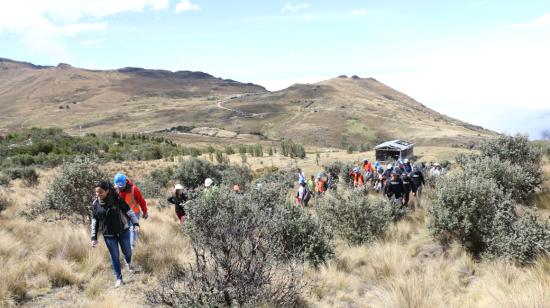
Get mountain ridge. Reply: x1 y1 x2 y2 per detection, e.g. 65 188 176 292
0 57 494 147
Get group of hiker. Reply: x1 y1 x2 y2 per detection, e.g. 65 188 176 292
91 159 444 287
295 158 444 208
91 171 219 288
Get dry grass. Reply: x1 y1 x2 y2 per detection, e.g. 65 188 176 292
1 155 549 307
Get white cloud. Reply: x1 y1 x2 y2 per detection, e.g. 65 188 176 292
513 13 550 29
174 0 200 13
60 22 107 36
81 39 104 46
350 8 368 16
0 0 172 60
282 2 310 13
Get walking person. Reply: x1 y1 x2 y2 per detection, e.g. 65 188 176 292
384 170 405 206
91 180 140 288
296 180 311 206
114 172 148 250
401 172 414 209
168 184 187 224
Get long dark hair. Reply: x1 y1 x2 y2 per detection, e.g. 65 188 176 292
95 180 117 199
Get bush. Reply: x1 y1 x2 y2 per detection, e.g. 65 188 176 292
38 158 106 222
136 167 174 198
457 155 539 204
174 158 221 189
5 167 39 186
0 192 7 213
478 134 542 197
220 165 253 190
318 190 396 245
485 210 550 264
428 171 550 263
0 174 9 186
148 187 316 307
479 134 541 166
270 200 334 267
252 169 296 188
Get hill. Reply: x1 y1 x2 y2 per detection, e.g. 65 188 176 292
0 58 494 148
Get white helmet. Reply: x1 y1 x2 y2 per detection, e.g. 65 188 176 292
404 159 409 163
175 184 184 190
205 178 213 187
387 164 392 169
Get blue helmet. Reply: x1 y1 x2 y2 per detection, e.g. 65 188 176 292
114 172 127 188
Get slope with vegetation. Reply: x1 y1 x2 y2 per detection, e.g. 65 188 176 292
0 134 548 307
0 58 494 149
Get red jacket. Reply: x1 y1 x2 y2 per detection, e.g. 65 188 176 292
118 178 148 215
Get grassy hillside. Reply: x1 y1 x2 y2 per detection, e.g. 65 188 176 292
0 58 494 149
0 151 548 307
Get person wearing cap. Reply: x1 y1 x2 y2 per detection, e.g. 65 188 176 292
168 184 187 224
203 178 218 199
383 164 394 178
403 159 413 174
297 168 306 184
384 170 405 205
410 165 425 198
296 180 307 206
113 172 148 249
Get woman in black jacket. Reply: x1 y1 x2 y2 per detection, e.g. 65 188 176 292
91 180 140 288
168 184 187 224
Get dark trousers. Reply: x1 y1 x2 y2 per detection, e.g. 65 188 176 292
104 228 132 280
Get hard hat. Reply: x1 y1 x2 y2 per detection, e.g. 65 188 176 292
114 172 127 188
205 178 213 187
175 184 184 190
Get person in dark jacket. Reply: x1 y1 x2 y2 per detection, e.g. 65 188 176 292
401 172 414 208
410 166 425 197
168 184 187 224
384 171 404 205
91 180 140 288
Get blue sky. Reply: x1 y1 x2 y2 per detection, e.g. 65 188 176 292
1 0 549 138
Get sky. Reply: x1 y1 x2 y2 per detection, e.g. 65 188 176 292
0 0 549 139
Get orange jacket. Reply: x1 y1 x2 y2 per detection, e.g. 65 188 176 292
353 173 364 187
118 179 148 215
363 162 373 173
316 179 326 193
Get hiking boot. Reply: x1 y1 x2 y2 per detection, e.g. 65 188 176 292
114 279 123 288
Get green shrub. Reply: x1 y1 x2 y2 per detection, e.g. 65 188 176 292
457 155 539 204
38 158 106 222
0 191 7 213
485 209 550 264
148 187 322 307
270 200 334 267
0 173 10 186
479 134 541 166
136 167 174 198
318 190 395 245
174 158 221 189
478 134 542 196
5 167 39 186
220 165 253 190
428 171 550 263
252 170 295 188
224 146 235 155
